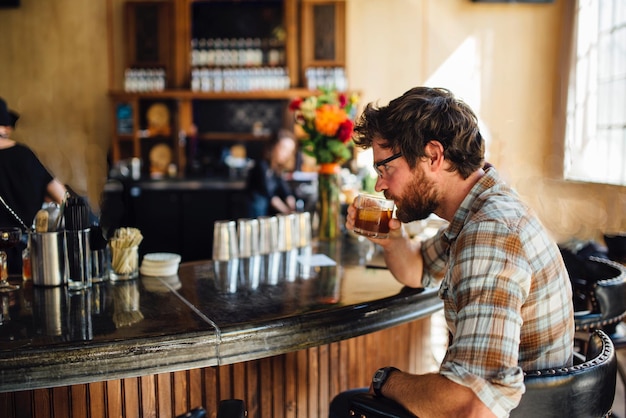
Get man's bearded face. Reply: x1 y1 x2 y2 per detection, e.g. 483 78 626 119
388 166 438 223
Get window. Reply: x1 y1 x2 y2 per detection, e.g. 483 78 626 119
564 0 626 186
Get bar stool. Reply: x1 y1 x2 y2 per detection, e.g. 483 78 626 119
345 330 616 418
509 329 616 418
565 256 626 418
568 256 626 334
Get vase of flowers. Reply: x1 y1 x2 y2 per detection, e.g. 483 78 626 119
289 88 358 240
316 162 342 240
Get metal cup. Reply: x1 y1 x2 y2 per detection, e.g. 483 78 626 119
239 256 261 290
213 260 239 293
237 218 260 257
30 231 67 287
261 252 281 286
33 286 66 336
276 214 294 252
298 244 313 279
296 212 312 248
276 214 299 282
212 220 238 261
237 218 261 290
258 216 280 285
258 216 278 254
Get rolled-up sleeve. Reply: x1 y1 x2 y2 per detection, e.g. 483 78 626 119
437 221 530 417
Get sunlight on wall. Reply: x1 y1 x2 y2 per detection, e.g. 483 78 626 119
424 35 493 162
354 35 492 176
345 0 625 243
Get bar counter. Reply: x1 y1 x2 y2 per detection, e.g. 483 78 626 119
0 237 442 417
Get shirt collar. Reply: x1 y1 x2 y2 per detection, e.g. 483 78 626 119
444 166 501 242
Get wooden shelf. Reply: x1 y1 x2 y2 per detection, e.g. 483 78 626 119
109 89 312 101
197 132 272 141
109 0 347 176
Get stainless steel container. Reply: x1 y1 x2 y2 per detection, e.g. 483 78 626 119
30 231 67 287
33 286 66 336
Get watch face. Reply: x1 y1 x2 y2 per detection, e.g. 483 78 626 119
373 369 386 383
372 367 398 396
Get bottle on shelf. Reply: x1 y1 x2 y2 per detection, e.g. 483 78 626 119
304 67 348 92
191 38 200 67
123 68 167 93
187 34 292 92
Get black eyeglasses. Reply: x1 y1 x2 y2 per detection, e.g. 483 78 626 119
373 152 403 178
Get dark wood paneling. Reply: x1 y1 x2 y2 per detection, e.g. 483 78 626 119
4 318 432 417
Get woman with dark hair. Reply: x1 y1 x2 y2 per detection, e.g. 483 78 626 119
246 129 297 217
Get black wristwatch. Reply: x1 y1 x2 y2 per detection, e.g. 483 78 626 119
372 366 399 397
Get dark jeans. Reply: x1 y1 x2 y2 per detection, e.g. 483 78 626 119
328 388 368 418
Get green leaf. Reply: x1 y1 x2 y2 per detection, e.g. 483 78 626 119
318 148 333 163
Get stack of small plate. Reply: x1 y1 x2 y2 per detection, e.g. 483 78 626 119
140 252 181 277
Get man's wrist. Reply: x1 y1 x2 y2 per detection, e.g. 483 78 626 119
372 366 400 397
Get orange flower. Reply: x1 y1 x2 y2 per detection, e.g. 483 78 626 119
289 88 359 164
315 104 347 137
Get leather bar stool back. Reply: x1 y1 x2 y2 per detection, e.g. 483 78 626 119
564 256 626 418
347 330 616 418
569 256 626 334
509 329 616 418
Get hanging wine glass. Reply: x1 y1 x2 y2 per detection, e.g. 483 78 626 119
0 227 22 292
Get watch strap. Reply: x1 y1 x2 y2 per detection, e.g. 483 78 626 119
372 366 400 397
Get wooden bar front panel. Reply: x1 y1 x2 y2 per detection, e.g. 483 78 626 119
0 318 434 418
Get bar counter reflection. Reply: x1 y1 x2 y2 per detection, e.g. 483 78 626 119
0 236 442 418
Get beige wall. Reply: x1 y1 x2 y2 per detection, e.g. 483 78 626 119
346 0 625 243
0 0 624 243
0 0 110 211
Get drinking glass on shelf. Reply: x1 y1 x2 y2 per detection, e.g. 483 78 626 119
0 227 22 292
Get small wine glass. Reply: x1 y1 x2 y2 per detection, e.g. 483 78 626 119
0 227 22 292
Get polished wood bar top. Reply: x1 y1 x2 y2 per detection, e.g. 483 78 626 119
0 238 442 392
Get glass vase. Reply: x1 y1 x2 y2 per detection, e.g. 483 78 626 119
317 163 342 240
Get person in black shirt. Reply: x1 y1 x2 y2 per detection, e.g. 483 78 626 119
0 97 66 274
246 129 297 217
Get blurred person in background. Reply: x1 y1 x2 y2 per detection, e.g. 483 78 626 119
246 129 298 217
0 97 66 274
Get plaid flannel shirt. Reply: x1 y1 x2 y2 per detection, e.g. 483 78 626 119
421 167 574 417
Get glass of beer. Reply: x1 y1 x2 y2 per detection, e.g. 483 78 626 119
353 194 395 239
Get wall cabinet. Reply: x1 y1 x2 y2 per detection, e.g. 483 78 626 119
124 1 172 79
300 0 346 75
101 181 249 261
110 0 347 177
